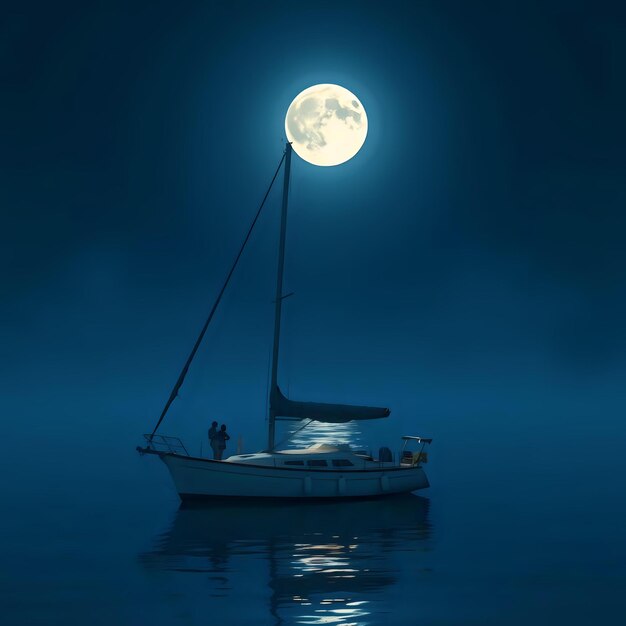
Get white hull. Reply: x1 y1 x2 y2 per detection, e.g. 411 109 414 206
159 453 429 500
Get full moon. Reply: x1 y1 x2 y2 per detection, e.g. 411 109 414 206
285 84 368 167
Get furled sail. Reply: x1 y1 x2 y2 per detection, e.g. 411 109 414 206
270 386 390 423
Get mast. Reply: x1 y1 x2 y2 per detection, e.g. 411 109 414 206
268 142 292 450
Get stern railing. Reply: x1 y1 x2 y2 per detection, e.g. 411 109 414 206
400 435 432 467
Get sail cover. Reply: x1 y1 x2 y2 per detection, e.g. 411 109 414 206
270 386 390 423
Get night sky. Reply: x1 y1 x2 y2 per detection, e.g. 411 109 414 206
2 1 625 455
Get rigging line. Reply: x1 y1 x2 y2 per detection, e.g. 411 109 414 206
150 150 287 439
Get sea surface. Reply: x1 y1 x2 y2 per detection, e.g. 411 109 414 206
2 416 625 625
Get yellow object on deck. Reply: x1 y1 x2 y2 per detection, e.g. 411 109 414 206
401 451 428 465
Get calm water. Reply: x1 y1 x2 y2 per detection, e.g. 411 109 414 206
2 418 625 625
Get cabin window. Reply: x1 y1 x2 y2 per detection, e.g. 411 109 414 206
332 459 354 467
284 460 304 466
307 460 328 467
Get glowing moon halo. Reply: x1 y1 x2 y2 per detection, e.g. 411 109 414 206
285 84 368 167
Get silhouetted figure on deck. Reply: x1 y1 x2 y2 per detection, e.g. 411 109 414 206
215 424 230 461
208 421 219 459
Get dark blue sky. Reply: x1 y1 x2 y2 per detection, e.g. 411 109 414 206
2 1 625 450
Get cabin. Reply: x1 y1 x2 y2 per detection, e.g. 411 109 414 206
225 443 400 470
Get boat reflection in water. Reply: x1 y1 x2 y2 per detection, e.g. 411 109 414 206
140 495 432 625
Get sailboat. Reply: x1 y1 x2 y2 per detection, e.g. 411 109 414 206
137 142 432 500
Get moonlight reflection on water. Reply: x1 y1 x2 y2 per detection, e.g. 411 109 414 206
140 496 431 625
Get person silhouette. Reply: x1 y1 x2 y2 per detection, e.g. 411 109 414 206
215 424 230 461
208 421 219 459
